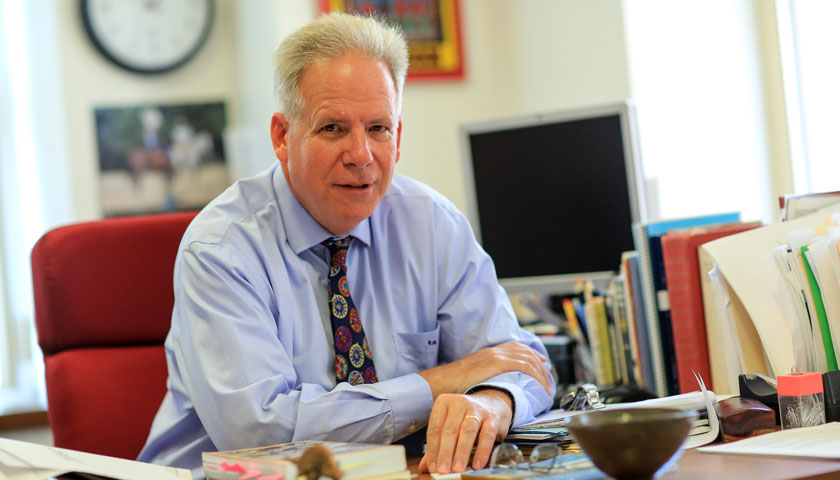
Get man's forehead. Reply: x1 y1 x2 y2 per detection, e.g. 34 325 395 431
300 53 395 93
296 58 398 123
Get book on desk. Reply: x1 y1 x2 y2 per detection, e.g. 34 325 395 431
202 440 410 480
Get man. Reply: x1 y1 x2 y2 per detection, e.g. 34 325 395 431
139 13 554 477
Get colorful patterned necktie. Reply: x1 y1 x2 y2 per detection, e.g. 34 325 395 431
323 236 378 385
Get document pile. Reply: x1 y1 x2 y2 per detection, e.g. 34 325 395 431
598 374 719 449
702 201 840 391
0 437 190 480
518 374 719 450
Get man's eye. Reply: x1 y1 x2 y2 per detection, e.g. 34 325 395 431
322 124 338 132
370 125 388 133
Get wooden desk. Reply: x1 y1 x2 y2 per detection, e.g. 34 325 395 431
659 450 840 480
410 449 840 479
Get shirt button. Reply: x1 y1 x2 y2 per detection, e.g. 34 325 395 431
408 422 416 432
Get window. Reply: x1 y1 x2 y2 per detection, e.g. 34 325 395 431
0 0 58 414
781 0 840 194
623 0 773 223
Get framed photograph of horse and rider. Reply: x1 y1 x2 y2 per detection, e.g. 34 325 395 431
94 101 229 217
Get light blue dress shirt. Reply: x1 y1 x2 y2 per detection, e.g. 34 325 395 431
138 163 554 477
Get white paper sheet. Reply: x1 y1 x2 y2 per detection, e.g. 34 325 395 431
0 465 62 480
709 264 748 387
772 245 815 371
698 422 840 458
0 438 191 480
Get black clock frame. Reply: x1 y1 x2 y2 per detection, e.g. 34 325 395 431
79 0 215 75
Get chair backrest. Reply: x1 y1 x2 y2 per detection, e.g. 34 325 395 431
32 211 197 460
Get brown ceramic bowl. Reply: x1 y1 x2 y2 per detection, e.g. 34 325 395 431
566 407 697 480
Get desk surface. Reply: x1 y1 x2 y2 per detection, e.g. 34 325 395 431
410 449 840 479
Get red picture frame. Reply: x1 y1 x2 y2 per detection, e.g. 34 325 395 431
319 0 465 81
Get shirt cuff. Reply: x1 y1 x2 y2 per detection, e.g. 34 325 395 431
466 382 528 427
370 373 433 441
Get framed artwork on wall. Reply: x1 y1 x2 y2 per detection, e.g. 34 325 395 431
320 0 464 80
94 101 230 217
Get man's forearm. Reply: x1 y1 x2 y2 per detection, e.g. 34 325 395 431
417 341 552 400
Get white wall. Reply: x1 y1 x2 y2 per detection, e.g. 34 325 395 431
227 0 316 181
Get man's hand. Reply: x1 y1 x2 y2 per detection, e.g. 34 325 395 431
417 341 552 399
419 389 512 474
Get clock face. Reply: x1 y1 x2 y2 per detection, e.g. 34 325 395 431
80 0 214 74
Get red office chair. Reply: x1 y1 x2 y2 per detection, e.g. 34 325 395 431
32 211 197 460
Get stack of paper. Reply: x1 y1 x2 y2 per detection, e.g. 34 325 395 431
518 380 721 450
0 437 190 480
702 203 840 382
699 422 840 458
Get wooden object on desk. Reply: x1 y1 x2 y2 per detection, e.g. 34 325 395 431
713 397 777 442
668 449 840 480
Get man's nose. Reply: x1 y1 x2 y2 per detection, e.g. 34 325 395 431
343 128 373 167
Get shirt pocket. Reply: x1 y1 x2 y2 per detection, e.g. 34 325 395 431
393 324 441 372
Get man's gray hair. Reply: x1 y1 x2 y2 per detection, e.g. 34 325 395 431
273 12 409 121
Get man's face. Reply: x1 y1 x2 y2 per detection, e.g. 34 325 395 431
271 51 402 236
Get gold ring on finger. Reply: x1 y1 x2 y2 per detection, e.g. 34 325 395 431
464 414 482 426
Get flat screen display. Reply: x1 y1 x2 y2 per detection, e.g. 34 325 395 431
459 102 646 294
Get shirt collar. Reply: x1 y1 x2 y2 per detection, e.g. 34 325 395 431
272 164 372 254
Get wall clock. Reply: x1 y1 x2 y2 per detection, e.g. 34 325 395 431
80 0 215 74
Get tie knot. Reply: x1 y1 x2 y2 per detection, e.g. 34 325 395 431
323 236 352 267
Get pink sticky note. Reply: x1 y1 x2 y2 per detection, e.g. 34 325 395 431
220 461 247 473
256 475 284 480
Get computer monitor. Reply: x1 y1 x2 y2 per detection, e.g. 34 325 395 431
459 101 647 295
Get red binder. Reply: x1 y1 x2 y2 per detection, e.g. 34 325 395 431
662 222 761 393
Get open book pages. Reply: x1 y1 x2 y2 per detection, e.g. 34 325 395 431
0 437 191 480
518 390 723 450
202 440 409 480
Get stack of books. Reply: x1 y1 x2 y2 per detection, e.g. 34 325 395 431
570 212 761 398
203 440 410 480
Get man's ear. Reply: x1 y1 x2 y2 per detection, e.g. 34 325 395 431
395 118 402 164
270 113 290 163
